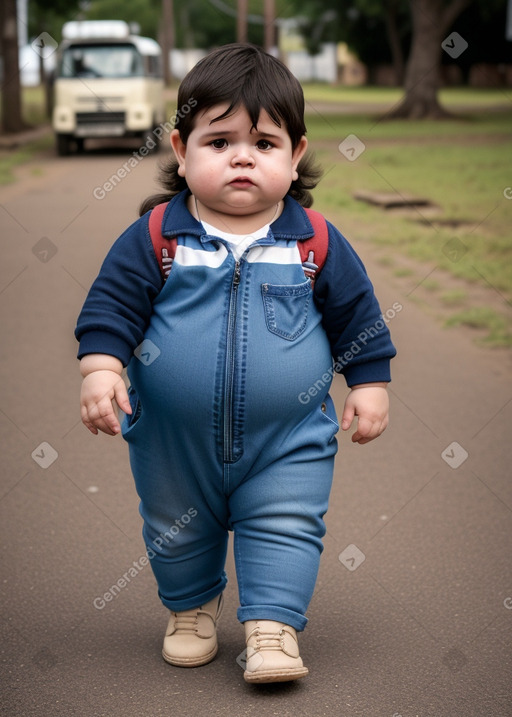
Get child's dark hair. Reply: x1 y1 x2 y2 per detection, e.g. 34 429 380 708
140 43 322 216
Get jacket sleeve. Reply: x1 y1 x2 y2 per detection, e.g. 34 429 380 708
313 221 397 386
75 213 163 367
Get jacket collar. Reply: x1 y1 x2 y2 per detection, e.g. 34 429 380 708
160 190 315 244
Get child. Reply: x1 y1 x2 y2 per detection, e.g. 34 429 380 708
76 43 396 684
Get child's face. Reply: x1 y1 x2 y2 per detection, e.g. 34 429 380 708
170 103 307 229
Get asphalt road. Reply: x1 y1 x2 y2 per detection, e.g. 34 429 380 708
1 137 511 717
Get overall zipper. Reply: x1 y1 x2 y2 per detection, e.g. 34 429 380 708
224 260 241 463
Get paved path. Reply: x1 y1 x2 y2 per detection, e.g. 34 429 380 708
1 140 511 717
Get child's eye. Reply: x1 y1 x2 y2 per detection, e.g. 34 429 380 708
210 139 227 150
256 139 273 150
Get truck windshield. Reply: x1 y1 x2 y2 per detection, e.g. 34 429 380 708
59 43 144 79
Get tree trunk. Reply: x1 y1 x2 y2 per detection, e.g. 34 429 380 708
1 0 25 133
160 0 175 85
384 0 405 85
388 0 473 119
38 53 52 120
237 0 248 43
263 0 276 53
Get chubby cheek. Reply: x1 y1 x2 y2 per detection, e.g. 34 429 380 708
195 169 220 197
184 161 216 195
264 167 295 196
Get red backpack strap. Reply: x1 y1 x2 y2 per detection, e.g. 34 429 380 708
300 207 329 286
148 201 176 281
148 202 328 284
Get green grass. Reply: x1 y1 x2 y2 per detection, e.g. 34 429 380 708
302 83 512 109
440 289 468 306
421 279 441 292
393 267 414 277
0 86 53 183
445 308 512 346
22 85 50 126
300 93 512 346
0 86 50 129
304 107 512 140
305 111 512 297
0 135 54 184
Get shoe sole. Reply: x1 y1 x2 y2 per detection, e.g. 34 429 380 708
244 666 309 683
162 644 218 668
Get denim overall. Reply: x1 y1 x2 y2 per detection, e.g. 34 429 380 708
122 212 339 631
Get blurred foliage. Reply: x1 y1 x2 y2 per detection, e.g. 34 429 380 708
445 2 512 68
291 0 510 65
170 0 298 48
24 0 511 65
293 0 410 64
28 0 298 48
82 0 163 41
27 0 82 42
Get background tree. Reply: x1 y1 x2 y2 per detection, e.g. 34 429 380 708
84 0 162 40
389 0 474 117
28 0 79 117
1 0 24 132
292 0 410 84
293 0 509 118
440 1 512 83
237 0 249 43
168 0 294 51
389 0 510 117
160 0 175 84
83 0 281 49
28 0 80 45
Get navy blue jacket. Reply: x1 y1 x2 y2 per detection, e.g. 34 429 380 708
75 191 396 386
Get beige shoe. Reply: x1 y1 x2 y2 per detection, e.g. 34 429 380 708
243 619 309 683
162 593 224 667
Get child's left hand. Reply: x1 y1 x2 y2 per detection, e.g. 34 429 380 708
341 383 390 444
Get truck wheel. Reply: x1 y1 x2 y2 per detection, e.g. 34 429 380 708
151 125 161 153
140 127 160 154
56 134 73 156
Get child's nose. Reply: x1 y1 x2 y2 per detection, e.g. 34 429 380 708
231 146 255 167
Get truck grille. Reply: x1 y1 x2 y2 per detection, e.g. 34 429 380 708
77 97 124 104
76 112 126 125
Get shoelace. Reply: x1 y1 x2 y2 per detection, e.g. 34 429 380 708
173 612 199 634
252 628 286 652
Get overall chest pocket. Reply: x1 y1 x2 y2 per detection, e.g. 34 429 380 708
261 280 312 341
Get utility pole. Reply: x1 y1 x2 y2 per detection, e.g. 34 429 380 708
237 0 248 43
263 0 276 53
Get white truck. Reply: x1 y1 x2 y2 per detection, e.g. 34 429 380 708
52 20 165 155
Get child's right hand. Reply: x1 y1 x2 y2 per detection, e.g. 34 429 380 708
80 369 132 436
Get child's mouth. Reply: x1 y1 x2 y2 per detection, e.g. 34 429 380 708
230 177 254 188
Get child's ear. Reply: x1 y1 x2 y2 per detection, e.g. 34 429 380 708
291 136 308 181
170 129 187 178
